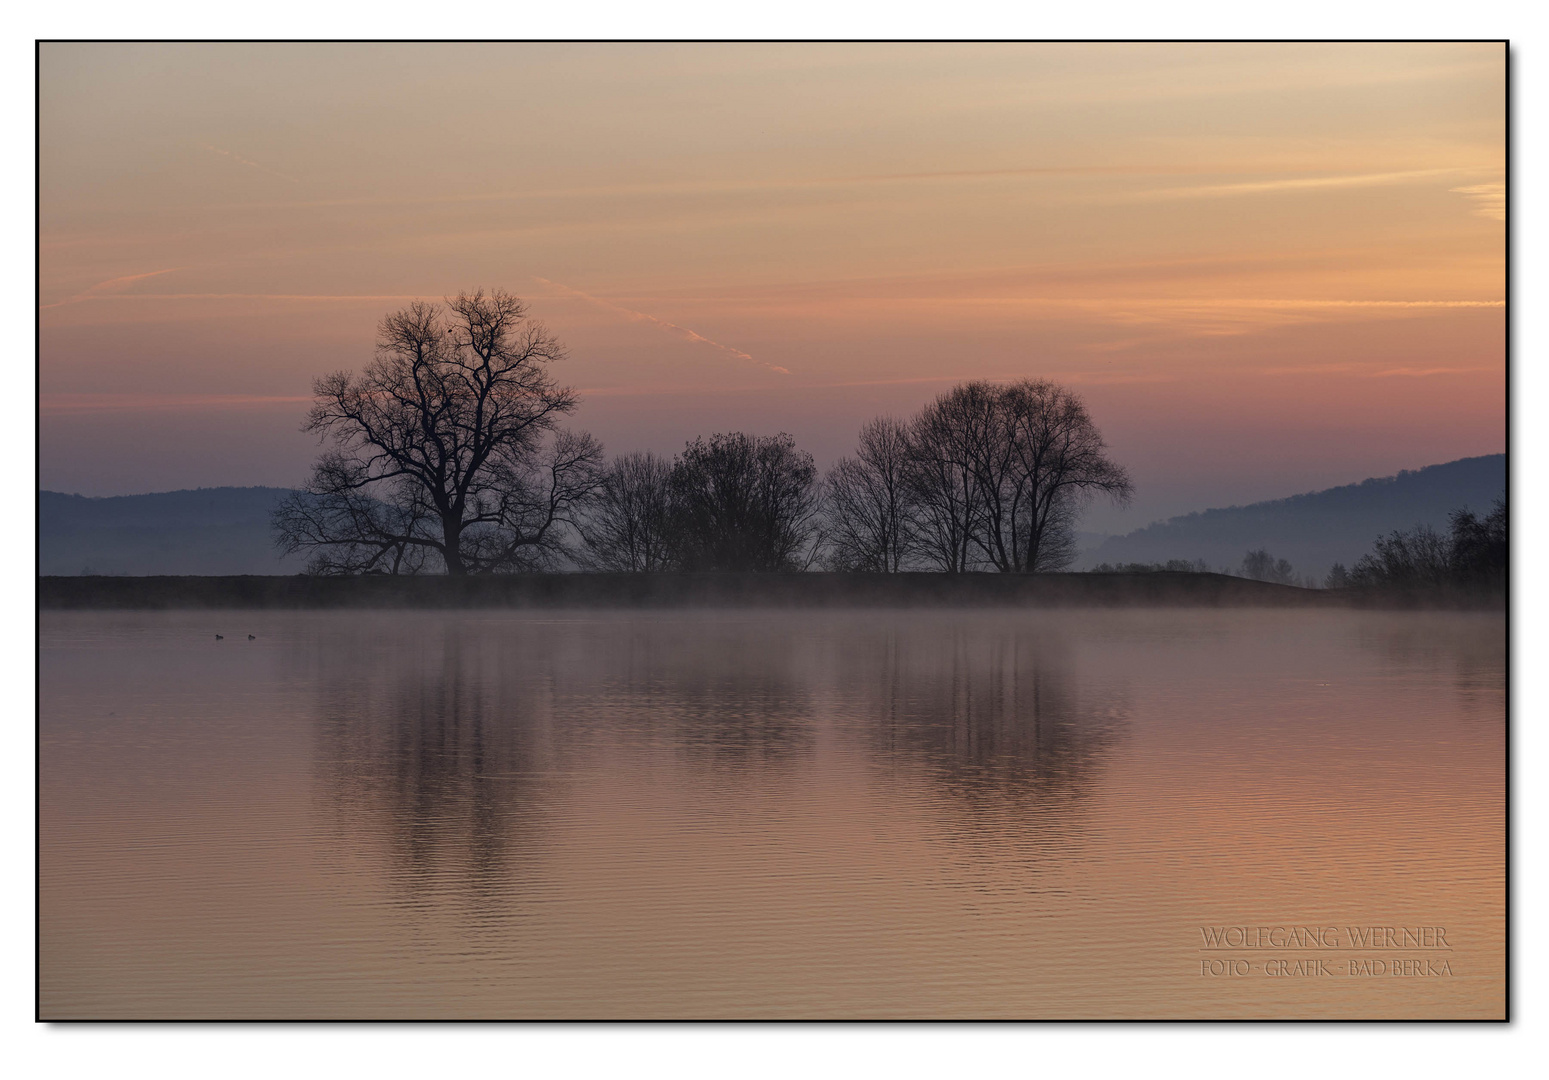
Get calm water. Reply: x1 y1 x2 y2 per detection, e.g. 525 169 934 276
40 608 1504 1019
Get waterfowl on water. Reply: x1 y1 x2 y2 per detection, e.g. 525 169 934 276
248 634 256 640
215 634 223 640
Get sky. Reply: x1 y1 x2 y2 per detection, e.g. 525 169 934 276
38 42 1504 532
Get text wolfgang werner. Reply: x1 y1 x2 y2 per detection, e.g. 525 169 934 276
1197 925 1454 977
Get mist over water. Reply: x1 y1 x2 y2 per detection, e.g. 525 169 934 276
40 609 1503 1018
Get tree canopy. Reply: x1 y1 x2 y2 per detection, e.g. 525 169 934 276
824 379 1132 573
274 290 602 575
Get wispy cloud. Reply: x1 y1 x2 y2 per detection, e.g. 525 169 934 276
1451 182 1505 220
1226 298 1503 308
823 297 1504 309
574 370 1175 399
534 277 789 375
638 293 1501 343
1369 366 1485 378
1124 168 1473 202
46 292 426 305
1258 362 1489 379
40 267 183 309
201 143 301 184
202 162 1410 217
199 164 1210 213
1066 296 1503 338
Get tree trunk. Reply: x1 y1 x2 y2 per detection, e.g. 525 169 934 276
442 518 467 576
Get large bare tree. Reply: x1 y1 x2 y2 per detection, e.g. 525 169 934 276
989 379 1133 572
903 380 1131 573
274 290 603 575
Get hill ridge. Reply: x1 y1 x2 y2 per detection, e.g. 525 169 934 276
1081 454 1505 579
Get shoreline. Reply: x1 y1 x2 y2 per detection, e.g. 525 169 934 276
36 572 1504 611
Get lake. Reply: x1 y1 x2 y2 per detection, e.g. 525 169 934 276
39 608 1505 1019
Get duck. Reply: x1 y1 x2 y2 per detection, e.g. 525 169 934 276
215 634 223 640
248 634 256 640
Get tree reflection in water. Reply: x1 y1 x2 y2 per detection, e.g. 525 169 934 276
309 619 557 916
302 612 1129 913
830 619 1128 816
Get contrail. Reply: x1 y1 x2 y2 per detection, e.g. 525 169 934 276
201 143 301 184
41 267 182 309
534 277 789 374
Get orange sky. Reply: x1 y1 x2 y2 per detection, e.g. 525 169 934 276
38 42 1504 530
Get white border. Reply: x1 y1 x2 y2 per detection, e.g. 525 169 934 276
9 6 1542 1078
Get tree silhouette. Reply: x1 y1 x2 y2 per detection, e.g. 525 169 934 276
578 452 675 572
665 432 822 571
824 416 915 572
274 290 603 575
1345 498 1506 590
1240 549 1297 585
906 380 1132 573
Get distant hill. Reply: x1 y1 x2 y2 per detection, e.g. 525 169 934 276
1080 455 1506 581
39 487 308 576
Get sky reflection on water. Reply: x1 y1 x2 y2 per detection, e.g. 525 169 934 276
40 608 1503 1018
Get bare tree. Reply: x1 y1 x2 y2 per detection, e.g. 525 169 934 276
273 289 603 575
991 380 1133 572
579 451 675 571
667 432 821 571
1448 500 1507 585
823 416 915 572
1348 523 1455 588
902 380 1131 573
1241 549 1298 585
904 384 996 573
1343 499 1506 590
